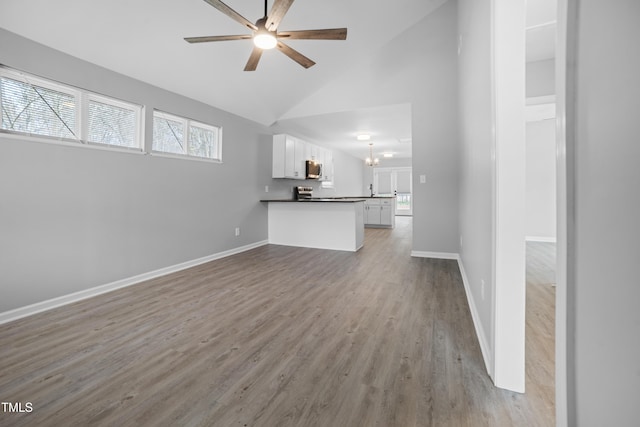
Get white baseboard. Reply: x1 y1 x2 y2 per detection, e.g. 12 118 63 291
456 258 493 377
410 251 459 260
525 235 557 243
0 240 269 325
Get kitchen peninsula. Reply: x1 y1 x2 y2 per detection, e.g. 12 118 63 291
260 198 366 252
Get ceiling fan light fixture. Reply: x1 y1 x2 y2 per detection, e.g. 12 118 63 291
254 31 277 49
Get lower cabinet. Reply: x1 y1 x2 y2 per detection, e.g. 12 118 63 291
364 198 395 228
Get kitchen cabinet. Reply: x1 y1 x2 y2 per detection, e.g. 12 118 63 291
364 198 395 228
273 134 306 179
272 134 334 181
320 148 333 182
264 200 365 252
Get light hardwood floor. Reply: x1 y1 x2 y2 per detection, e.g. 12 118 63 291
0 218 555 426
525 241 556 426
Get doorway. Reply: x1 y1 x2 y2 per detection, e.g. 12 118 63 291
373 167 413 216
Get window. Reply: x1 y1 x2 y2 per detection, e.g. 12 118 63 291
87 95 141 148
1 73 78 140
153 110 221 161
0 66 143 150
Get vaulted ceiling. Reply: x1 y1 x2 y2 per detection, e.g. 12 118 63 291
0 0 555 161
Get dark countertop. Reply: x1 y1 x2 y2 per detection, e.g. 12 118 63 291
260 196 396 203
260 197 367 203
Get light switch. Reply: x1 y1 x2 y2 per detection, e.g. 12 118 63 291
419 174 426 184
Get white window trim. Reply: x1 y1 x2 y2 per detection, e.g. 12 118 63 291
1 65 144 152
152 110 222 162
84 92 144 151
0 65 82 141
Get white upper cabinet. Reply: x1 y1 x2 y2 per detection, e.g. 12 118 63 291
272 134 333 181
273 134 306 179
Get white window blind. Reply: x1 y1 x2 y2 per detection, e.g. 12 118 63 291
152 113 184 155
88 96 140 148
0 75 78 140
1 66 143 150
153 110 221 161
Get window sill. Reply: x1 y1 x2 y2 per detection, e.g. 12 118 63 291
149 151 222 164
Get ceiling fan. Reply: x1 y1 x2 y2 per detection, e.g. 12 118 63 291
184 0 347 71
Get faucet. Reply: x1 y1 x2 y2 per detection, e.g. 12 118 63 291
369 183 374 197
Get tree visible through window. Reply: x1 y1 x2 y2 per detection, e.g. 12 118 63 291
1 66 143 150
152 111 221 161
1 76 77 139
88 97 138 148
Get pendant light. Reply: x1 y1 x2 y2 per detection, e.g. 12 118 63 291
365 143 379 166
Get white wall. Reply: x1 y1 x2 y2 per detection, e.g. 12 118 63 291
527 59 556 97
526 118 556 240
565 0 640 425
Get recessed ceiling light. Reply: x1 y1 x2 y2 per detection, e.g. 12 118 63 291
383 153 393 158
357 134 371 141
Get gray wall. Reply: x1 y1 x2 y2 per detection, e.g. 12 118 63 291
457 0 494 352
0 29 272 313
410 1 459 254
567 0 640 424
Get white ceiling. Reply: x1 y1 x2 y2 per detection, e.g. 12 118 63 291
0 0 555 162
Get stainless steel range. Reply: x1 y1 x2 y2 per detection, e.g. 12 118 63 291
294 186 313 200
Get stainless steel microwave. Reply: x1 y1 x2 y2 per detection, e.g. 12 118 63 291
305 160 322 179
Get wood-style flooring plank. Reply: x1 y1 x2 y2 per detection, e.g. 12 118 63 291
0 218 554 426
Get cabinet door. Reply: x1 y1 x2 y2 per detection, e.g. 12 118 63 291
365 201 381 224
380 205 393 225
323 150 333 181
293 138 305 179
284 135 296 178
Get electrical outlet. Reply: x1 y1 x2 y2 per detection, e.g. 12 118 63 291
265 185 269 193
419 174 426 184
235 227 240 237
481 279 485 300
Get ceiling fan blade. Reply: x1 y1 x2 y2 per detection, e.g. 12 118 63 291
244 46 263 71
266 0 295 31
276 41 315 68
202 0 257 31
277 28 347 40
185 34 252 43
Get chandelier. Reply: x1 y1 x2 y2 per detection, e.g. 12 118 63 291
365 143 379 166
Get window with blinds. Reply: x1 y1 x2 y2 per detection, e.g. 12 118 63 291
0 74 78 140
152 110 221 161
88 95 140 148
0 65 143 150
